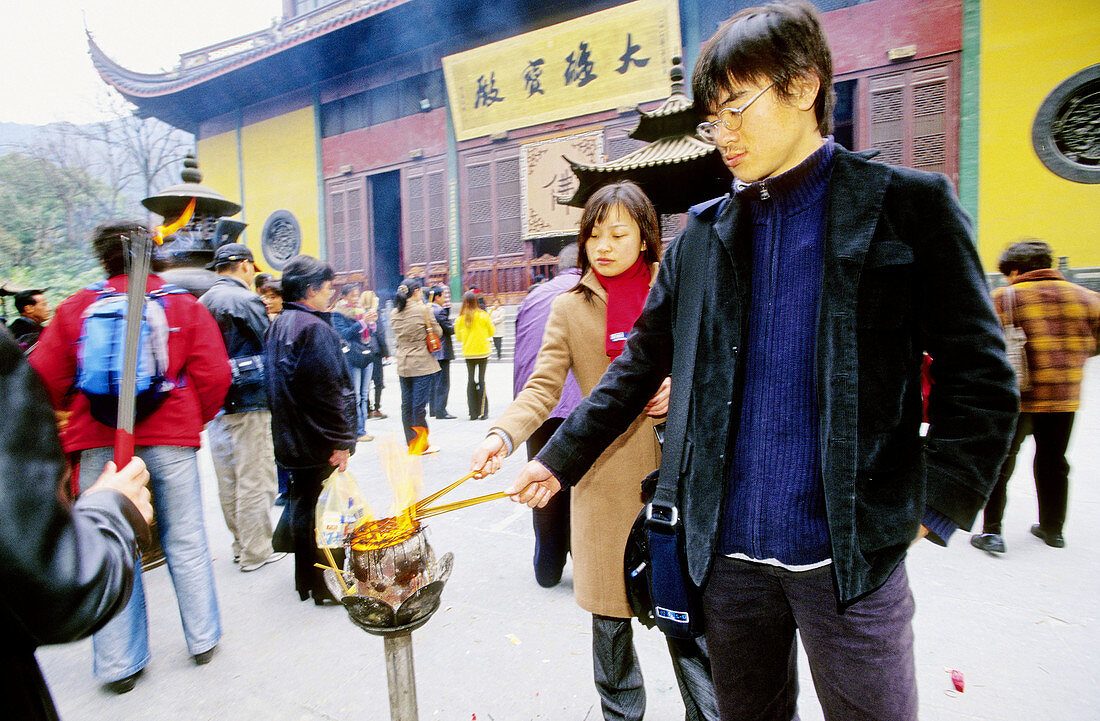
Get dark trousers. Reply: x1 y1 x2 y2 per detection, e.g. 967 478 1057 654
981 411 1075 535
466 358 488 419
430 360 451 417
703 557 917 721
667 634 720 721
592 615 719 721
399 374 433 445
493 336 503 360
527 418 570 587
592 615 645 721
368 355 385 411
287 464 338 601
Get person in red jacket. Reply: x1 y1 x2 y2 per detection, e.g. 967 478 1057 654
30 219 231 694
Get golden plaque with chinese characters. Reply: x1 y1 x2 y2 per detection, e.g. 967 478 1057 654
442 0 681 141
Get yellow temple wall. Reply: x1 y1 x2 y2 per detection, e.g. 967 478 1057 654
977 0 1100 271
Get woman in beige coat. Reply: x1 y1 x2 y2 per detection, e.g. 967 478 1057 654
471 182 708 721
390 277 442 453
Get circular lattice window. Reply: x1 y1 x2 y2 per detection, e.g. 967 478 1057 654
1032 64 1100 184
261 210 302 271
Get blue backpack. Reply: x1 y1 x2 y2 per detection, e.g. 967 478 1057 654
75 280 189 427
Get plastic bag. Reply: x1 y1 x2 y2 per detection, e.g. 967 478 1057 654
315 470 367 548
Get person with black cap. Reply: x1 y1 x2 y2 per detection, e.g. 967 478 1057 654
199 243 286 573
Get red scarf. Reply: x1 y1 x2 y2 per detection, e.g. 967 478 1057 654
594 256 651 359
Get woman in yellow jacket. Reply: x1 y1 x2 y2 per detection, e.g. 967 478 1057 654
454 292 495 420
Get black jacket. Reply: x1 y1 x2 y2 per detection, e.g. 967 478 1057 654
332 312 372 369
0 327 149 720
432 303 456 361
537 148 1018 605
199 275 270 412
265 303 356 468
7 316 42 350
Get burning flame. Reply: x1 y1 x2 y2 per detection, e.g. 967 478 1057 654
152 197 196 245
348 435 424 551
407 426 430 455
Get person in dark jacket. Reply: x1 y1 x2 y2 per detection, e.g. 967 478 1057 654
366 314 390 418
9 289 50 350
502 4 1017 720
332 284 375 442
428 285 457 419
264 254 356 604
0 326 154 721
199 243 285 572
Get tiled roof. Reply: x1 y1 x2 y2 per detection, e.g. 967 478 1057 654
88 0 406 98
566 135 715 173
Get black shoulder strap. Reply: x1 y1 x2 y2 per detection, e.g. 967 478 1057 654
651 217 715 509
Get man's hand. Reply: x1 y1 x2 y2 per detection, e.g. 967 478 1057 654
85 457 153 524
329 449 350 472
644 377 672 417
470 434 507 478
508 460 562 508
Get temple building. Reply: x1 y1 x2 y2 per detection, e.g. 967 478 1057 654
91 0 1100 299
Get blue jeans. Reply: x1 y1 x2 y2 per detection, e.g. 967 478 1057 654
399 374 433 444
78 445 221 682
348 362 373 435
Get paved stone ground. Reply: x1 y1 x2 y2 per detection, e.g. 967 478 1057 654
38 357 1100 720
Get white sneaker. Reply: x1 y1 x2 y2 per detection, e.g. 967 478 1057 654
241 551 287 572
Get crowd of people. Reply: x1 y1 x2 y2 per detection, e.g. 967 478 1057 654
3 2 1099 720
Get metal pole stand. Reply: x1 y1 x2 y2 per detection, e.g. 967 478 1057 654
383 632 418 721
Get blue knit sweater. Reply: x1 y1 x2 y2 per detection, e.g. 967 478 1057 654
719 139 836 566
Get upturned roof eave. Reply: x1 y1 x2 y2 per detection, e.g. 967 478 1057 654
87 0 409 99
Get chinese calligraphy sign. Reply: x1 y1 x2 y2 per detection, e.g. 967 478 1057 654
564 42 598 87
443 0 680 141
474 73 505 108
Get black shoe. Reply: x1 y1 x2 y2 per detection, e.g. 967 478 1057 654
105 670 142 694
274 494 288 507
313 587 339 606
970 533 1006 554
193 646 217 665
1030 524 1065 548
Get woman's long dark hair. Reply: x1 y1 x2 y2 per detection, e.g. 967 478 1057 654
572 181 662 302
394 277 423 312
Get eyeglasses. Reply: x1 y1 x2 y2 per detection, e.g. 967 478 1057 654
696 83 775 144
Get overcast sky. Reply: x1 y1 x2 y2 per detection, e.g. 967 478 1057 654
1 1 281 126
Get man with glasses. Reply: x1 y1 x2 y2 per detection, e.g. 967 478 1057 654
505 2 1017 719
200 243 285 573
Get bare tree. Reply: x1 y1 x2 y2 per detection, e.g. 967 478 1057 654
31 90 193 224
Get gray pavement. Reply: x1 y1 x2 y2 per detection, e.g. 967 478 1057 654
38 357 1100 720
